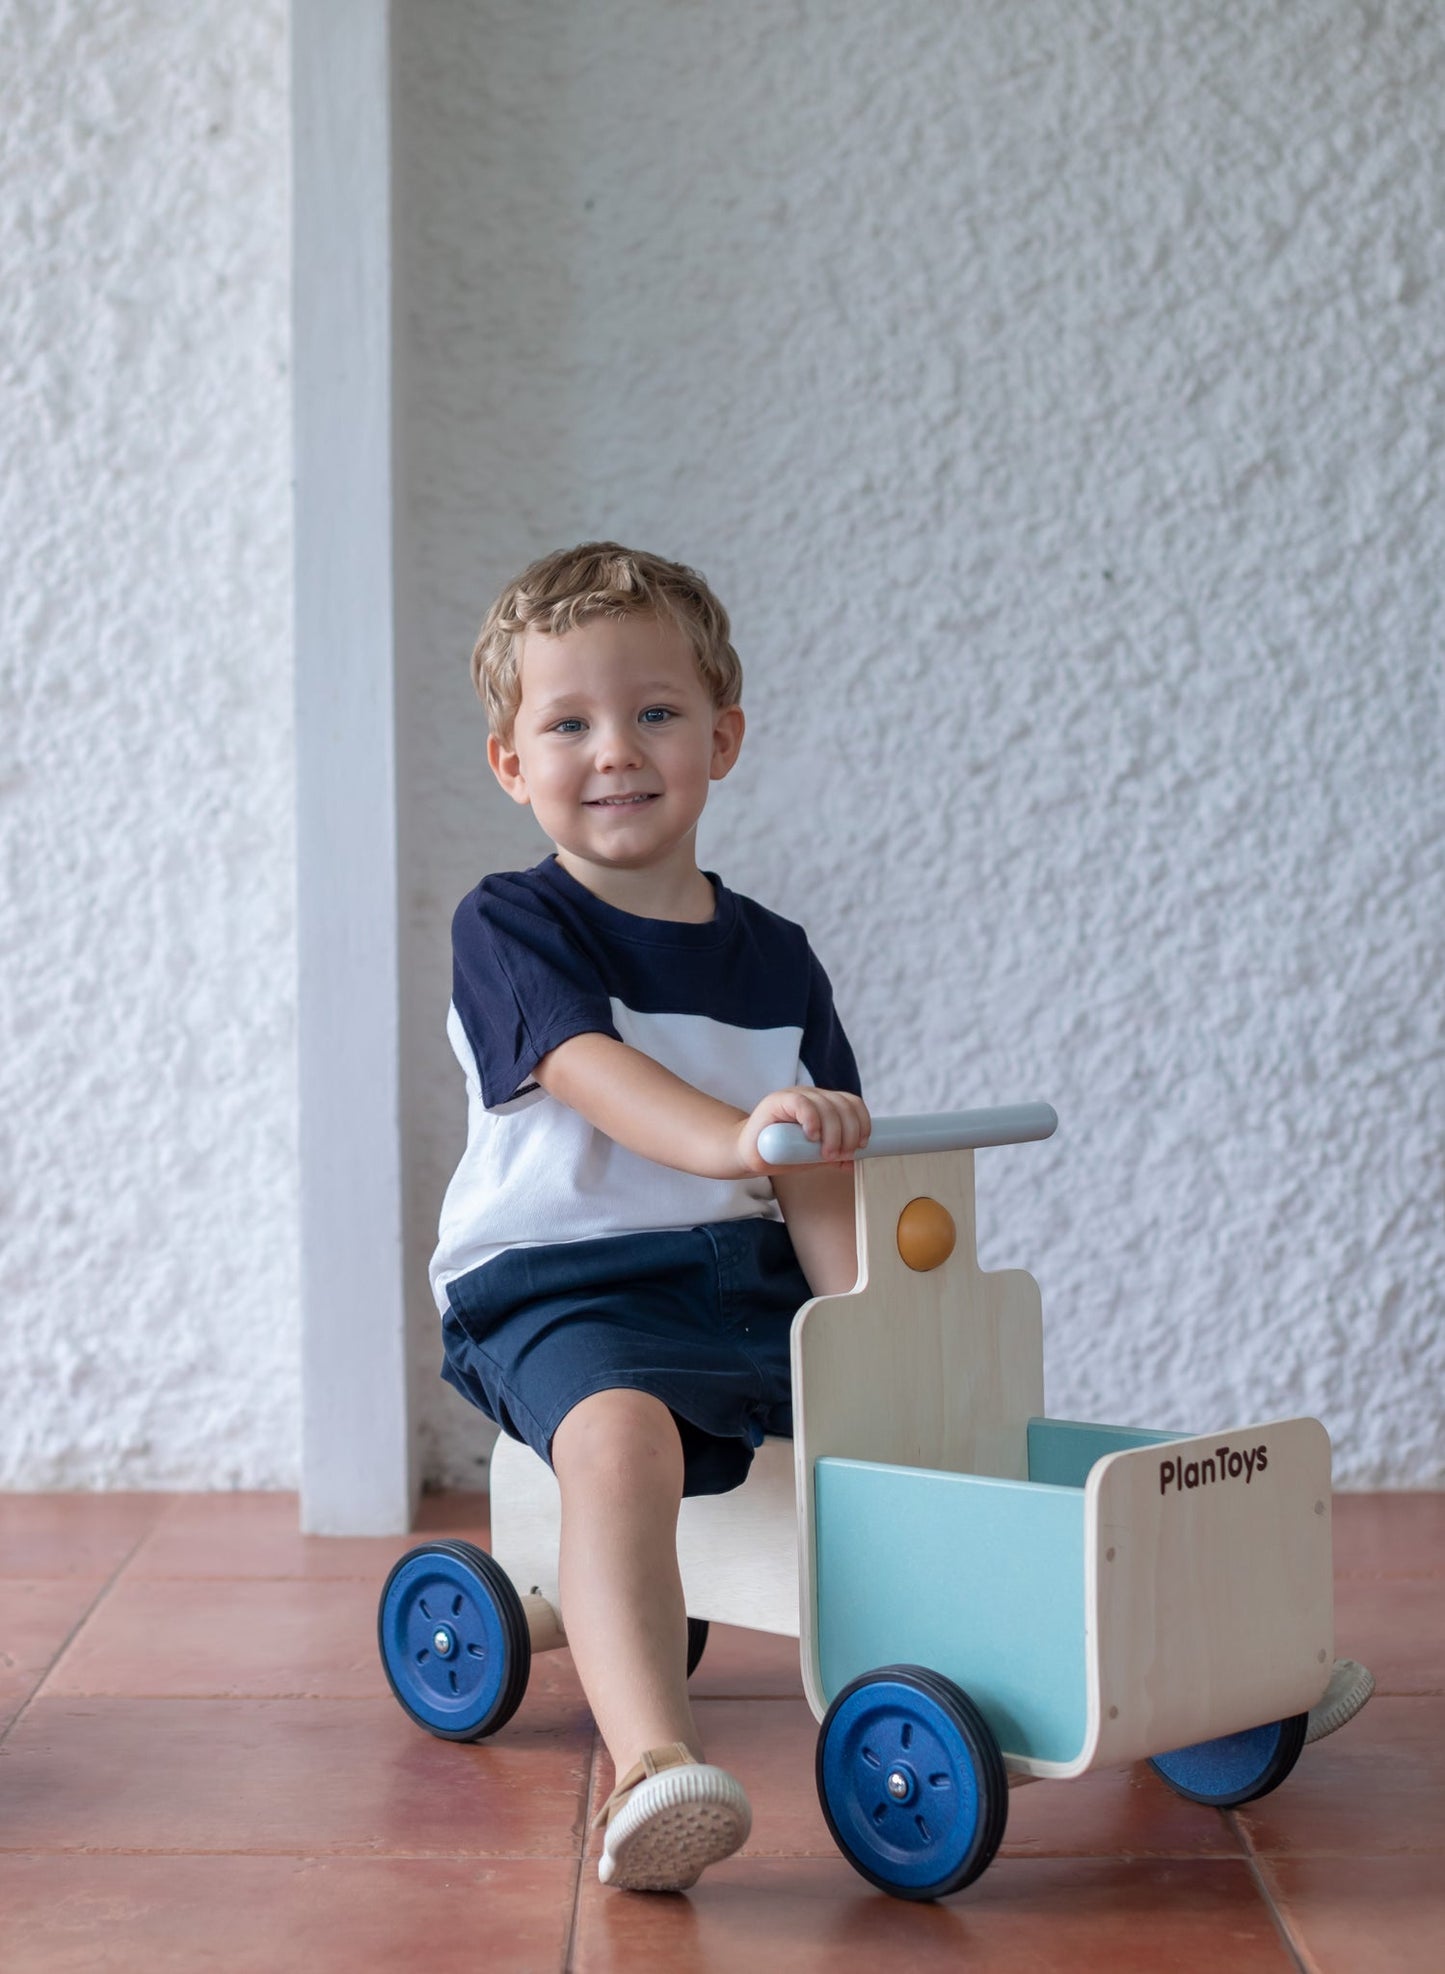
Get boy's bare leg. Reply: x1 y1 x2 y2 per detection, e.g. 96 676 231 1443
551 1388 701 1782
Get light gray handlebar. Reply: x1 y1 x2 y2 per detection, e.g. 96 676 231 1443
757 1104 1058 1166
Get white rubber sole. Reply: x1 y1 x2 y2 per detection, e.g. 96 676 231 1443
1306 1657 1375 1743
598 1763 752 1893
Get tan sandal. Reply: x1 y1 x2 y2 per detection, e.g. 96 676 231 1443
593 1741 752 1892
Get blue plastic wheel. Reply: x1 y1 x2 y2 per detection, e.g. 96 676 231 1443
816 1665 1008 1900
377 1540 530 1741
1149 1712 1308 1808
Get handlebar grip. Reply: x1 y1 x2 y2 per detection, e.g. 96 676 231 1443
757 1104 1058 1166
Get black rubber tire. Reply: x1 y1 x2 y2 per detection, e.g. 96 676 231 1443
377 1539 532 1742
816 1663 1009 1901
685 1616 710 1678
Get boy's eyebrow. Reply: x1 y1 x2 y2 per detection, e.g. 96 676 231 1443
531 680 687 716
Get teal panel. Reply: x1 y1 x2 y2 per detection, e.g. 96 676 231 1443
814 1457 1087 1765
1027 1417 1187 1490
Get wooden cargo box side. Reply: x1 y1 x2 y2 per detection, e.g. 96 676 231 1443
1082 1416 1334 1771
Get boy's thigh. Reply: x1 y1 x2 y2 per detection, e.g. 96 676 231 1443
444 1219 807 1496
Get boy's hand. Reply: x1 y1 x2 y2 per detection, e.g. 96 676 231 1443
736 1087 871 1175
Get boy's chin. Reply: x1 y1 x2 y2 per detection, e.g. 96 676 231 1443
560 845 666 872
551 810 702 861
553 832 695 874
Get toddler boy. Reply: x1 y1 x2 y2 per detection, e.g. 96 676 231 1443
431 542 870 1891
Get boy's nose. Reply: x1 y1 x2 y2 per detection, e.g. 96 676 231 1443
592 725 645 770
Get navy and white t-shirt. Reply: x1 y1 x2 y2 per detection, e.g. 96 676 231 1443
429 854 861 1311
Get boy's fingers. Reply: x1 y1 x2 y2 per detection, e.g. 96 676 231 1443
822 1091 865 1156
792 1091 822 1140
792 1089 863 1160
766 1088 872 1160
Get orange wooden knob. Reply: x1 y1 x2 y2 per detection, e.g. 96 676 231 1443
896 1196 956 1271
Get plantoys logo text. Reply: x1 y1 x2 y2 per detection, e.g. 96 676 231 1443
1159 1443 1268 1497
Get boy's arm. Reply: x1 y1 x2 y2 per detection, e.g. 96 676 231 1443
533 1031 866 1296
532 1031 868 1183
533 1032 749 1178
770 1162 860 1298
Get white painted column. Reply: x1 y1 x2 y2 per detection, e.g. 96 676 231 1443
293 0 416 1532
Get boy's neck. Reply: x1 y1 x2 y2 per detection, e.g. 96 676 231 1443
553 844 718 924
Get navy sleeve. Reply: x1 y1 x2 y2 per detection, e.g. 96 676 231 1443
797 948 863 1096
451 877 621 1109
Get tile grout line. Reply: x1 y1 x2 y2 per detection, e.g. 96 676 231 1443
562 1728 600 1974
0 1528 158 1755
1334 1570 1444 1580
0 1845 593 1860
1227 1812 1312 1974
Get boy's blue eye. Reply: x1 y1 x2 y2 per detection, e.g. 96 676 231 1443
640 707 674 725
551 718 585 734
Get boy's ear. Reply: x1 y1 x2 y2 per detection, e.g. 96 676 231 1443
487 731 531 806
710 703 745 781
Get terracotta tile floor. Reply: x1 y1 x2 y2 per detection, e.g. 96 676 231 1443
1 1490 1440 1972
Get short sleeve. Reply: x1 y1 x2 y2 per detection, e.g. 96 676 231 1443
796 948 862 1096
451 878 621 1109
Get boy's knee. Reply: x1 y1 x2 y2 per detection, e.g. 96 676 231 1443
551 1388 684 1493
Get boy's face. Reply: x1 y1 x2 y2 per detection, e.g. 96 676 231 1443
487 612 744 875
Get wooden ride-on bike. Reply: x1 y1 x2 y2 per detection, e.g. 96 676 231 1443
378 1106 1372 1899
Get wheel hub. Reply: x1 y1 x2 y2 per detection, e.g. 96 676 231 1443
885 1766 916 1803
432 1626 456 1658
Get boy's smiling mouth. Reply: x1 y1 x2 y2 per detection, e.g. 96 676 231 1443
586 793 660 807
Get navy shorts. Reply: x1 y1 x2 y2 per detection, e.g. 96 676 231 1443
439 1217 811 1497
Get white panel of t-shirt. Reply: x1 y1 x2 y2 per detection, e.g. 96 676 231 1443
431 998 817 1308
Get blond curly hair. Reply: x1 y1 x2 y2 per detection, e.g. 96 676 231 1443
471 541 743 743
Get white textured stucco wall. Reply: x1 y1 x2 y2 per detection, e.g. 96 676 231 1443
397 1 1443 1489
1 4 296 1485
3 2 1438 1496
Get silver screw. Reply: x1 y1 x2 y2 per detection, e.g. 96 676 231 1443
432 1628 452 1656
886 1770 909 1799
